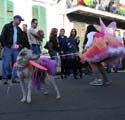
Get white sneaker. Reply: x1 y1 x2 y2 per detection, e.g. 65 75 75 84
89 79 103 86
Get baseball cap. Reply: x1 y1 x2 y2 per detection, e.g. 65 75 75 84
13 15 24 21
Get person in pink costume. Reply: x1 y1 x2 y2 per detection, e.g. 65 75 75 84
81 18 125 86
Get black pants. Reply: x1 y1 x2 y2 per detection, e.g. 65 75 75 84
67 56 82 78
83 61 92 74
122 58 125 70
60 57 68 78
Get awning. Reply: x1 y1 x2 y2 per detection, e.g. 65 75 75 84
66 6 125 29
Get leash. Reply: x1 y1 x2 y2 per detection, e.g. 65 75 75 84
41 51 82 58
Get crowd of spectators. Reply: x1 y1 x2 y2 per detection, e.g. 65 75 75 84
66 0 125 16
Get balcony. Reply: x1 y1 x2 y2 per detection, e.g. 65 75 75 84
66 5 125 29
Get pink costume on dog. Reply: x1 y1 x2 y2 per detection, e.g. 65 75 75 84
40 56 57 76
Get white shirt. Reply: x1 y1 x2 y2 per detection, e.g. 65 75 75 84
13 25 17 48
85 32 96 49
28 27 40 45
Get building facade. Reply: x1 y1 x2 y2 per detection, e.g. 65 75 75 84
0 0 48 48
0 0 73 48
66 0 125 50
0 0 125 51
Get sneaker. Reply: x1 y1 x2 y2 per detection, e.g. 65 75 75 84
89 79 103 86
3 81 8 85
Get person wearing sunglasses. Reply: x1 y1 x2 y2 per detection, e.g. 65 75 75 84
28 18 41 55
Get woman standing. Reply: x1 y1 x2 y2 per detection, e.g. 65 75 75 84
82 25 94 75
58 28 68 79
67 28 82 79
47 28 60 60
81 23 125 86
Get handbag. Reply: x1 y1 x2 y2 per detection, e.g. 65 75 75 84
44 41 53 50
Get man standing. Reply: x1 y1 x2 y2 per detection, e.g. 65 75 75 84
28 18 41 55
0 15 24 84
22 24 30 49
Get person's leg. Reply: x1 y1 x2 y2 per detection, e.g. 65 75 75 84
113 59 120 72
91 63 100 79
76 56 82 78
89 63 103 86
106 63 112 73
11 48 20 82
113 64 119 72
79 64 83 78
84 62 92 74
31 45 41 55
31 45 35 53
35 45 41 55
63 58 67 78
73 57 77 79
2 47 12 84
121 58 125 70
98 63 111 85
49 50 58 60
66 57 70 76
60 57 65 79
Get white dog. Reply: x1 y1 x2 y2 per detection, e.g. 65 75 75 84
16 48 61 103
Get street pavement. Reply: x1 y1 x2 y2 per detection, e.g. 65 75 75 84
0 72 125 120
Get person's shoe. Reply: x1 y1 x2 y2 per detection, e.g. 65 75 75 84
74 76 78 79
12 80 20 84
106 69 111 73
89 79 103 86
80 74 82 78
61 75 64 79
64 75 67 78
113 68 118 73
3 81 8 85
103 81 112 86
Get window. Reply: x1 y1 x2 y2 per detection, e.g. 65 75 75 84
0 0 14 32
32 5 47 48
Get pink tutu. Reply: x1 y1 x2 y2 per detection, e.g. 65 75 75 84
81 33 125 63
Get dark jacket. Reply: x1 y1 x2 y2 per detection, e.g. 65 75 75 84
22 31 30 49
58 35 68 54
49 36 60 52
67 36 78 53
0 21 24 48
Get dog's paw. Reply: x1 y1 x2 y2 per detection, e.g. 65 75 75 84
21 97 26 103
56 95 61 100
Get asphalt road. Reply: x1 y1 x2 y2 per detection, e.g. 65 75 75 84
0 72 125 120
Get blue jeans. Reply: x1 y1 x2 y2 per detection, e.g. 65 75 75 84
49 50 57 58
49 50 59 63
107 63 119 72
2 47 19 81
31 44 41 55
